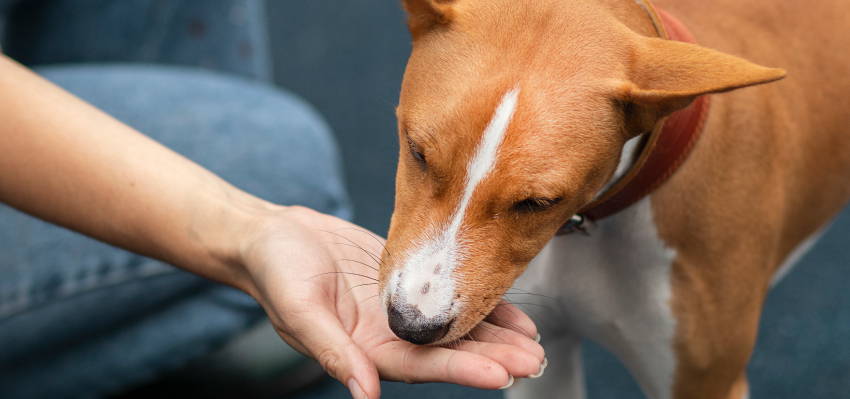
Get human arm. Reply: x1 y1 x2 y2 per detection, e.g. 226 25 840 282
0 55 544 398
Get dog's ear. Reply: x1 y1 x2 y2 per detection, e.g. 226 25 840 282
617 37 786 132
401 0 456 37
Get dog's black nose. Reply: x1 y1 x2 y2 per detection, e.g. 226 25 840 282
387 304 452 345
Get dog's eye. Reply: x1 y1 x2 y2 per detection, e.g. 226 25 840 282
407 138 426 166
513 197 562 213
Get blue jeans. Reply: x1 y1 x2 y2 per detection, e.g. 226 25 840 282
0 1 352 397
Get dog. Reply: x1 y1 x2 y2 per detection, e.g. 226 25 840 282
378 0 850 397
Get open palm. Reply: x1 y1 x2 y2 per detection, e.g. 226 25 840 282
239 206 545 399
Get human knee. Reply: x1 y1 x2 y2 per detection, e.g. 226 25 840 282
36 65 352 218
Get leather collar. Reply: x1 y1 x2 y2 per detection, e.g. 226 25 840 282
558 2 711 234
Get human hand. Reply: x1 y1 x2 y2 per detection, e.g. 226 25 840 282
237 206 545 399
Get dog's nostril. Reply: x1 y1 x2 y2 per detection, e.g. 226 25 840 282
387 304 452 345
393 320 452 345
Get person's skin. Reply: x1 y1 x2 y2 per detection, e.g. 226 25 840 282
0 55 545 399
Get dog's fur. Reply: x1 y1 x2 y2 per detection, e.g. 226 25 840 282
379 0 850 397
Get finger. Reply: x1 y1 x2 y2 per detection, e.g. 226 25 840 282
282 307 381 399
485 302 538 340
450 340 544 378
468 321 545 361
370 341 514 390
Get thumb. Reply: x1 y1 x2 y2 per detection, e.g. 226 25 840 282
287 308 381 399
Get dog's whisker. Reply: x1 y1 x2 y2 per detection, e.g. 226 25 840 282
318 229 385 266
313 270 378 282
443 338 461 351
358 294 381 305
320 239 382 267
333 227 393 255
337 257 380 272
336 258 382 275
322 227 397 265
487 315 532 337
504 288 553 297
489 305 520 323
467 329 481 344
499 300 555 312
503 292 554 299
471 321 512 344
343 282 380 297
498 286 554 299
328 242 382 268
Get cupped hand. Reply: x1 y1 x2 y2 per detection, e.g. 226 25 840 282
238 206 545 399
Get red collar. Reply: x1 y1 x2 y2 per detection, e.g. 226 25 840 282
558 5 710 234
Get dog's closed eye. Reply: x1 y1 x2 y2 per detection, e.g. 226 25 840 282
513 197 562 213
407 137 427 167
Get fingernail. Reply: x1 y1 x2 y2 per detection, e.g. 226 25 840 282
499 375 515 390
534 333 541 343
348 378 368 399
529 357 548 379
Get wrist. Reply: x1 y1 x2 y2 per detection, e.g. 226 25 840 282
226 204 332 299
185 187 282 296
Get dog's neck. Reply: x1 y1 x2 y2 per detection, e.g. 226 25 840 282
593 1 665 197
591 0 667 195
560 1 712 230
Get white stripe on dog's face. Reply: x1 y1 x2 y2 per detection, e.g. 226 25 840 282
448 87 520 239
387 88 521 321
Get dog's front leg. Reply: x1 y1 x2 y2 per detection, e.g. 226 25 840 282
662 255 768 399
507 334 585 399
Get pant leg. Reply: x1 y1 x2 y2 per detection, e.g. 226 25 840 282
0 0 22 46
2 0 271 81
0 65 351 399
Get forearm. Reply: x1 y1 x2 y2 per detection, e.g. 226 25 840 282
0 54 268 290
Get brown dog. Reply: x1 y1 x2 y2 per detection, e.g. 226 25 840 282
379 0 850 397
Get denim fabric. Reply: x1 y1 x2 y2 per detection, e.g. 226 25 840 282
1 0 271 81
0 1 353 398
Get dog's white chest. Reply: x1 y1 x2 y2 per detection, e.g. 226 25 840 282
514 197 678 399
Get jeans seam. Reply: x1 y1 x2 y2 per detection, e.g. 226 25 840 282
0 265 182 322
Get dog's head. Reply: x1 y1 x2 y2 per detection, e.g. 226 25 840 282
380 0 785 345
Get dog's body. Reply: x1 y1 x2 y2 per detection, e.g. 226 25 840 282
512 1 850 398
382 0 850 398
